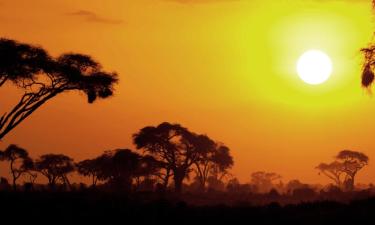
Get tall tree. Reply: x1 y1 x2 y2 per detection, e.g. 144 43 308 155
316 161 344 188
193 144 233 190
35 154 75 189
133 122 214 193
0 144 33 190
336 150 369 191
0 38 118 140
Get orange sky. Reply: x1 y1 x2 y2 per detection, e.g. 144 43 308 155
1 0 375 185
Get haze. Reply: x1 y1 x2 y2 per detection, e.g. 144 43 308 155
0 0 374 185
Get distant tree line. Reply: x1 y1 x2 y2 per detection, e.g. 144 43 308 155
1 137 372 196
0 122 234 193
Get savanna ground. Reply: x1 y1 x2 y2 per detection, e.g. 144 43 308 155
1 189 375 225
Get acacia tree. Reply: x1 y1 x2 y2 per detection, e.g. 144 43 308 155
336 150 369 191
133 122 214 193
77 150 158 191
0 38 118 140
250 171 281 193
76 154 110 188
35 154 75 189
193 144 234 191
107 149 141 191
316 161 344 188
0 144 33 190
92 149 144 192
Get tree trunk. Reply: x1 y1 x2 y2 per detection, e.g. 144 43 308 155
174 176 184 193
162 168 171 189
92 175 97 188
173 168 185 193
10 160 17 191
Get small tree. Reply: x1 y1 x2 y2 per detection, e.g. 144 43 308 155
0 144 33 190
285 179 309 194
134 155 161 190
92 149 143 192
336 150 369 191
193 144 233 191
226 177 241 193
250 171 281 193
35 154 75 189
76 155 109 187
108 149 141 191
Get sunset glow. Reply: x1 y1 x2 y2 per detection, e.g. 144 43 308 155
0 0 375 186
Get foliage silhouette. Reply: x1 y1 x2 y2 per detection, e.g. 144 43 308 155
251 171 282 193
316 161 344 188
77 149 160 191
0 144 33 190
0 38 118 140
133 122 226 193
336 150 368 191
316 150 368 191
76 154 111 187
193 144 233 191
35 154 75 189
104 149 142 191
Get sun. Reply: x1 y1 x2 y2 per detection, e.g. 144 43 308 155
297 50 333 85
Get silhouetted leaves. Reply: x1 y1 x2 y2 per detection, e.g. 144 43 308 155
317 150 369 191
0 144 32 190
0 38 118 140
133 122 231 193
35 154 75 189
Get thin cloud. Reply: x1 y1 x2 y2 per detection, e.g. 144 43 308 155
66 10 123 25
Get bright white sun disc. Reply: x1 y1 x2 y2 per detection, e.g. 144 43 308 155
297 50 332 85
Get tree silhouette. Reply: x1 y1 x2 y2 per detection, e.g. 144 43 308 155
206 175 226 191
251 171 281 193
226 177 241 192
76 154 110 187
0 144 33 190
35 154 75 189
109 149 141 191
133 122 215 193
286 179 309 194
0 38 118 140
133 155 161 190
94 149 142 192
193 144 233 191
77 149 158 191
336 150 369 191
316 161 344 188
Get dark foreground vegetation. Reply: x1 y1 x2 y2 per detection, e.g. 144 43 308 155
1 190 375 225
